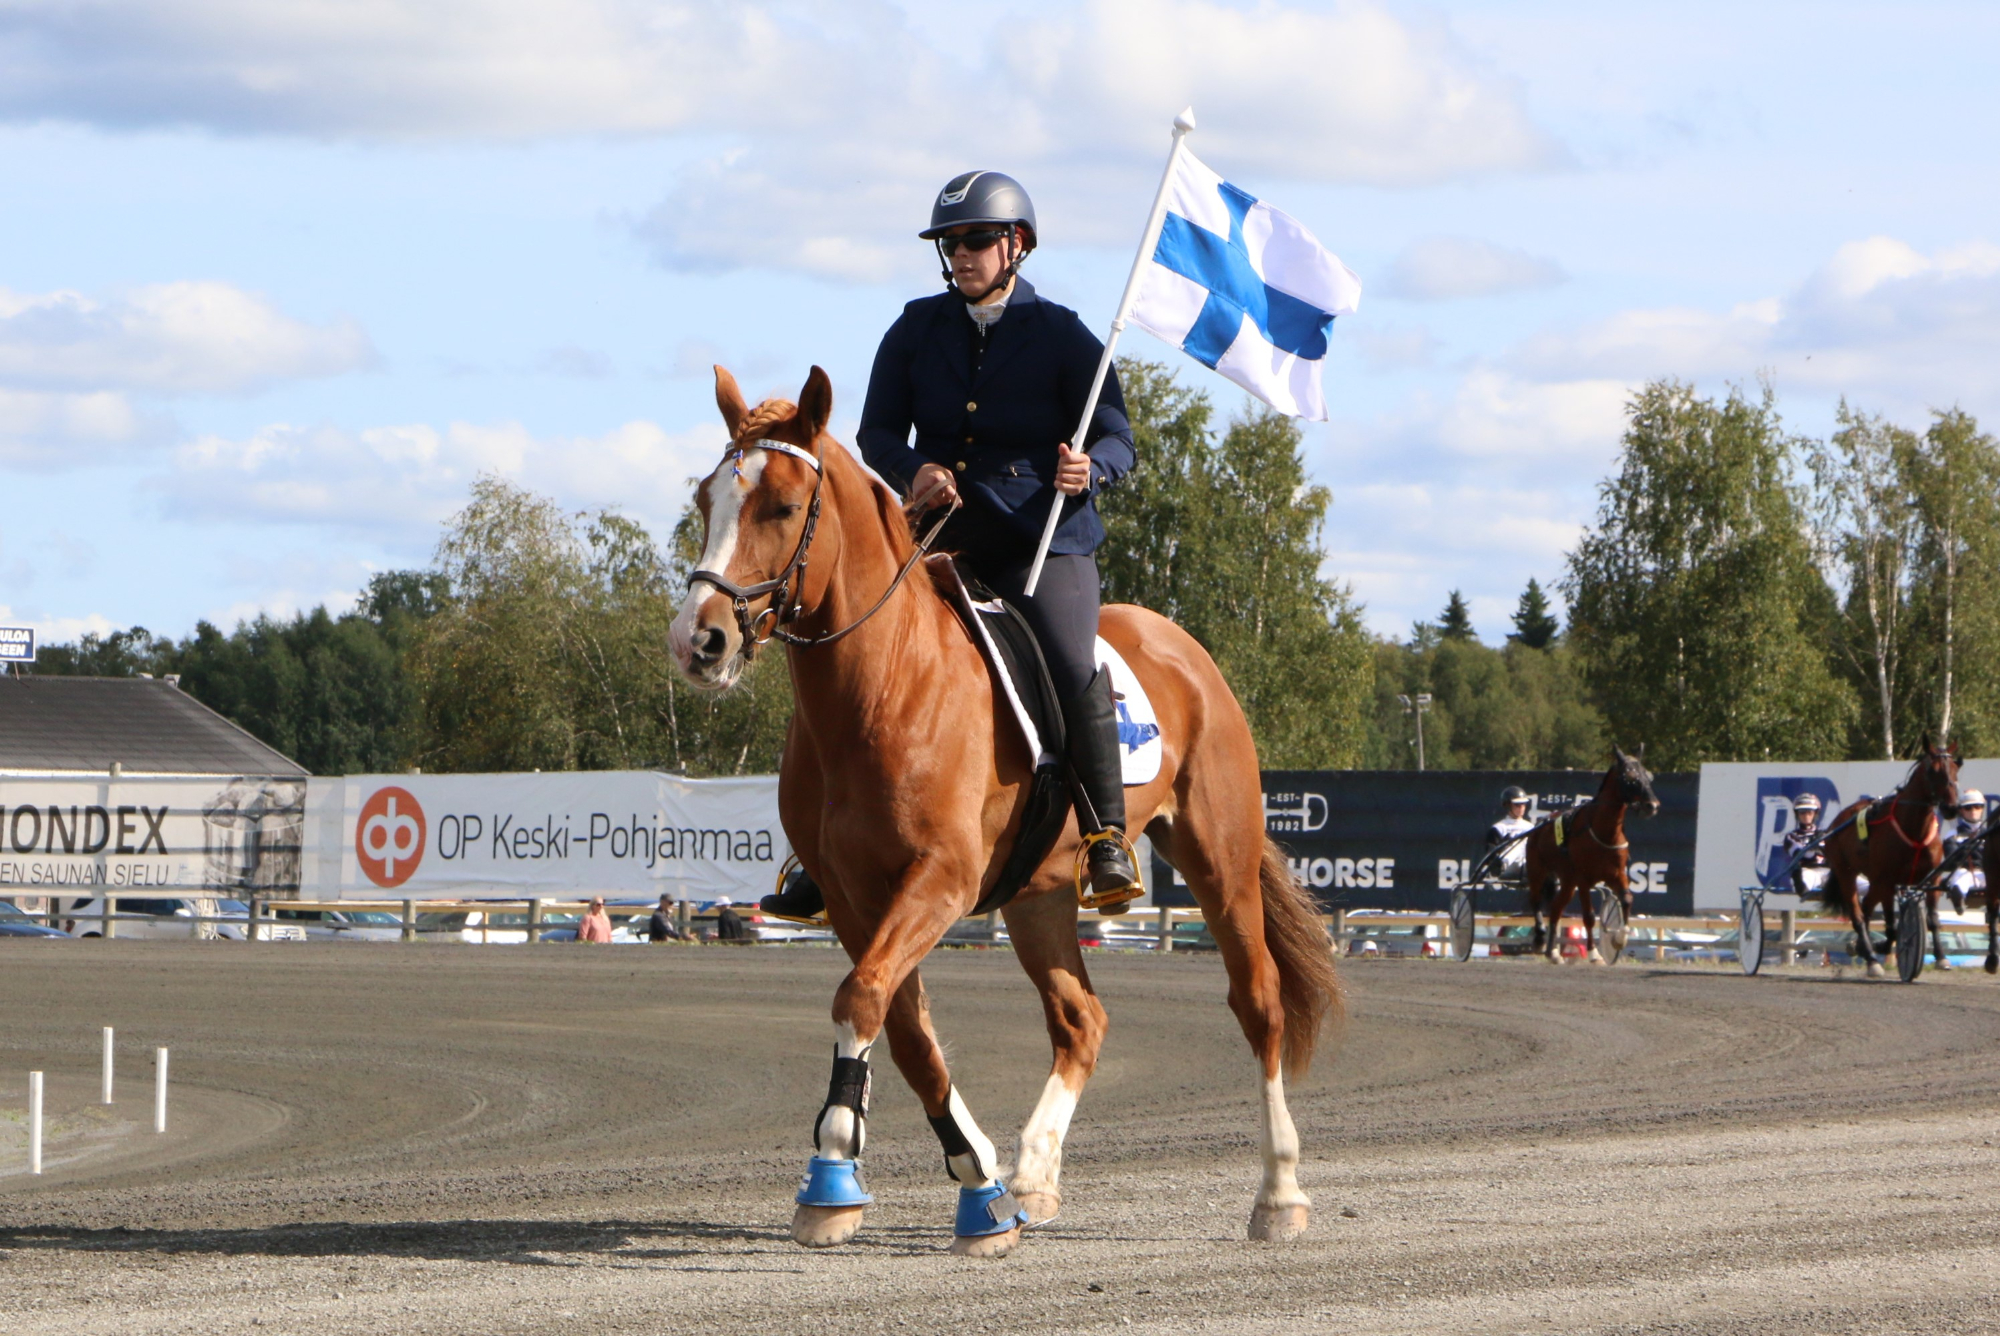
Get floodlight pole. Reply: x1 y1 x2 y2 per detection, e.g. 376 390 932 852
1397 693 1433 770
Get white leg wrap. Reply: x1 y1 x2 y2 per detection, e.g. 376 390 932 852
1255 1072 1309 1211
1012 1073 1080 1197
814 1023 871 1161
930 1086 1000 1188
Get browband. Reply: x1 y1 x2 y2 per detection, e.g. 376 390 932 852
736 437 822 472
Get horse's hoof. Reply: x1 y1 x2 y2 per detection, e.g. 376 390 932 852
1017 1190 1062 1227
1588 948 1607 966
791 1204 864 1248
1248 1203 1311 1243
1984 956 1997 975
1936 958 1954 972
949 1225 1022 1259
1866 961 1886 980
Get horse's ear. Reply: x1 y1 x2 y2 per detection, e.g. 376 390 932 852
1636 742 1646 761
797 365 833 446
1918 731 1933 756
714 366 749 438
1612 745 1628 763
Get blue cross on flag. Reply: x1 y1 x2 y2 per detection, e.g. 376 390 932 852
1129 150 1360 421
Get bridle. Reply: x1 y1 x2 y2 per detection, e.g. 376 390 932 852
686 437 959 652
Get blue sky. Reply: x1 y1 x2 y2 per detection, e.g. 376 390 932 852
2 0 1996 646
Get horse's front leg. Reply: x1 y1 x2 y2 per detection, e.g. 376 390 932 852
878 968 1029 1257
1844 880 1885 979
1580 879 1602 965
1545 875 1575 963
791 875 960 1249
1003 889 1109 1227
1987 885 1998 975
1929 891 1952 970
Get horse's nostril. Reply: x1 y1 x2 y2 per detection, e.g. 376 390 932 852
694 626 728 662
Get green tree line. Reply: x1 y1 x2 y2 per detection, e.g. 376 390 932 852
27 364 2000 774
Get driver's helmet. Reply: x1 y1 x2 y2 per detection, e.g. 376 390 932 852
1961 789 1988 815
920 171 1038 247
1501 785 1529 807
1792 793 1821 817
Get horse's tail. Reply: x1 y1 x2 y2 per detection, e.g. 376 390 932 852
1258 837 1345 1078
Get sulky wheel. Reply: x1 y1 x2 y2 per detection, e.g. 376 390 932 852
1739 890 1765 977
1449 887 1477 962
1595 888 1627 965
1895 890 1926 983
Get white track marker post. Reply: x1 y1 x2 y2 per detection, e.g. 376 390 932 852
29 1071 43 1174
102 1027 114 1104
1022 107 1197 597
154 1048 169 1134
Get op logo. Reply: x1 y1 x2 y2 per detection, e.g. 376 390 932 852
356 786 426 887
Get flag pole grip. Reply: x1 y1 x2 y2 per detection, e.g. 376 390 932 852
1022 108 1196 597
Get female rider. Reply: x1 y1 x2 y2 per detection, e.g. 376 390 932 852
761 170 1140 920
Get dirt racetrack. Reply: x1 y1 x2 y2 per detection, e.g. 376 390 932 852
6 941 2000 1335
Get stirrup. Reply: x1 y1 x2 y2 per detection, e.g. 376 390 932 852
1074 829 1144 911
763 855 830 926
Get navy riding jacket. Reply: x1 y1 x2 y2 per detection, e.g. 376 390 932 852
858 278 1135 560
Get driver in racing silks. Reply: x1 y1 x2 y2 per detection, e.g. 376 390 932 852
1943 789 1989 914
1485 786 1535 879
1782 793 1830 898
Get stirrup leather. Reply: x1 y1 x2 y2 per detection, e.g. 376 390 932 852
1073 828 1145 911
765 854 830 926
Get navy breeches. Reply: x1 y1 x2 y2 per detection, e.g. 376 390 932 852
961 552 1101 702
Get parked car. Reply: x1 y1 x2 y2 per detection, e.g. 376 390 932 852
65 896 305 942
0 901 74 939
270 907 405 942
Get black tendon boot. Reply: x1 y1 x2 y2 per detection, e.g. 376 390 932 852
1062 668 1143 911
761 863 828 923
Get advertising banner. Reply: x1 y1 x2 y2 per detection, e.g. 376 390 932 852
312 771 788 903
0 626 34 662
1151 769 1699 914
0 772 306 896
1692 758 2000 910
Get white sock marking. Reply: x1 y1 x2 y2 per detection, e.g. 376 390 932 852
1012 1073 1080 1196
944 1086 1000 1188
1256 1071 1308 1210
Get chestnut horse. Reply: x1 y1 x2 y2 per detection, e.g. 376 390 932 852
1819 737 1960 978
1523 748 1659 964
670 367 1341 1258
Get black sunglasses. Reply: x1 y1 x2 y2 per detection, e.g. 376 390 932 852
939 229 1012 256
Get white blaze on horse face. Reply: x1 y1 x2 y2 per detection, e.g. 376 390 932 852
1011 1072 1080 1198
670 451 767 673
1255 1072 1308 1211
815 1021 871 1161
944 1086 1001 1189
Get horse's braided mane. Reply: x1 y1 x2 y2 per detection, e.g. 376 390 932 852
735 397 798 443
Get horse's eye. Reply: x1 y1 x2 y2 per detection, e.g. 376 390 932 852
777 502 802 519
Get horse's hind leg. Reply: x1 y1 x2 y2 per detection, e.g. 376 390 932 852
1003 890 1108 1227
1544 877 1576 963
1986 890 1998 975
1580 880 1604 965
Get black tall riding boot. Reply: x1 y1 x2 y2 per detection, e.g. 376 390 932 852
761 864 827 923
1062 667 1143 908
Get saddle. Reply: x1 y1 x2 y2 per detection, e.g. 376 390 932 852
930 556 1073 917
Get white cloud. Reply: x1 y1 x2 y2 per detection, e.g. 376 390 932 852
0 281 373 395
1371 366 1630 463
0 604 118 644
0 0 838 139
0 387 166 468
1378 236 1568 301
158 416 724 539
1508 236 2000 416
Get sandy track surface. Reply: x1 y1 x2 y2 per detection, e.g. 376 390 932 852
4 942 2000 1334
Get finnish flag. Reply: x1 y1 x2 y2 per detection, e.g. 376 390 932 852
1129 151 1361 421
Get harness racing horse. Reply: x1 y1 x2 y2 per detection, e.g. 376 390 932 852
1522 748 1659 964
1985 814 2000 975
1820 737 1960 979
670 368 1342 1258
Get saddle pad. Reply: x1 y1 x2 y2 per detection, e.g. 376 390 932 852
949 584 1063 772
1097 637 1162 787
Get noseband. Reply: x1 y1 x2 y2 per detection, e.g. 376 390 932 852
687 437 958 652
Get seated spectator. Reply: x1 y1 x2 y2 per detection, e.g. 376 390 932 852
577 897 613 944
647 893 689 943
715 896 751 943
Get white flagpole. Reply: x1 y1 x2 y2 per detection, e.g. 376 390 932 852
1022 106 1196 597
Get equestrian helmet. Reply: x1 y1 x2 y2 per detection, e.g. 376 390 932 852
1792 793 1821 814
921 171 1038 246
1962 789 1987 810
1501 785 1529 805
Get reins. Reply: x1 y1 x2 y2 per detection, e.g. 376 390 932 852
687 435 960 652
